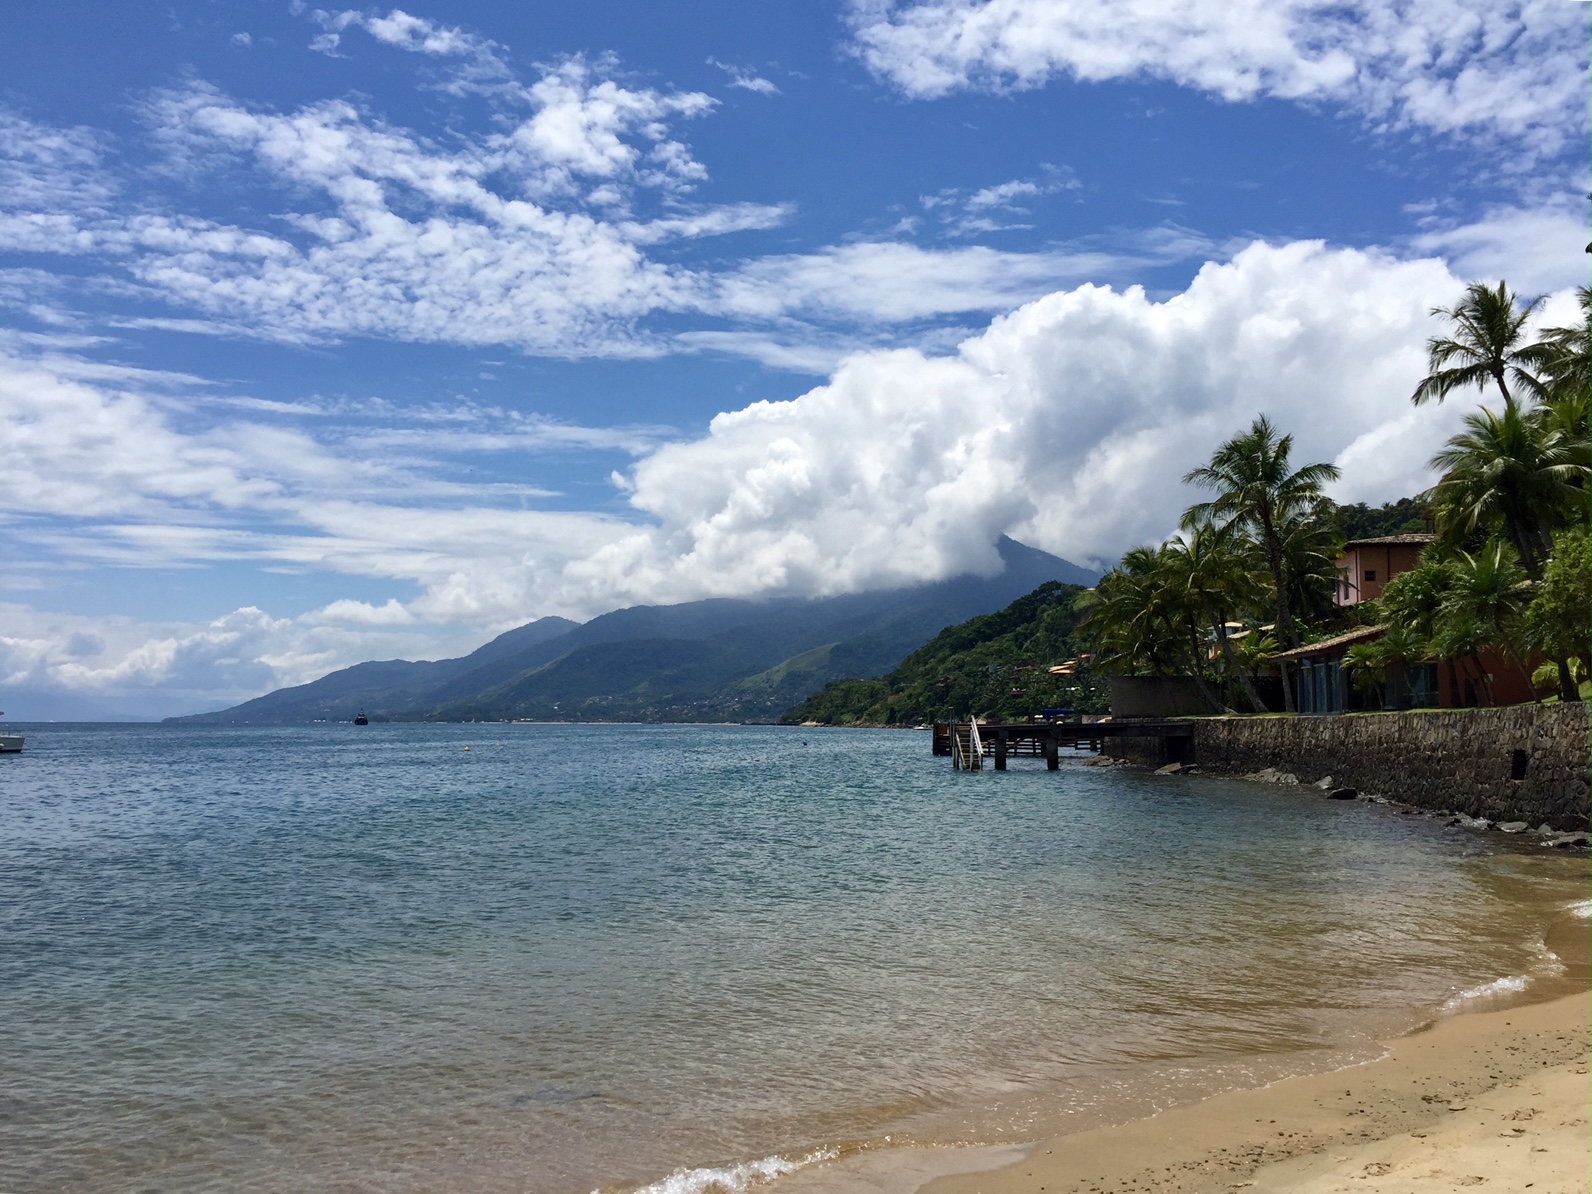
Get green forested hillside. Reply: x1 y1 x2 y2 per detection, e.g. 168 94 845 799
171 537 1098 725
779 581 1106 725
1332 496 1429 541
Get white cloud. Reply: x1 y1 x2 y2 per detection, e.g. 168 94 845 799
1 88 1158 358
1406 192 1591 297
0 336 649 633
708 58 781 96
928 170 1082 234
0 600 482 714
0 111 112 214
4 239 1571 710
306 598 415 626
967 179 1041 209
308 6 506 79
850 0 1590 160
710 240 1183 323
594 240 1494 606
511 56 716 197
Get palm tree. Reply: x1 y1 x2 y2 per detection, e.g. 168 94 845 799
1274 503 1344 627
1410 281 1551 411
1344 623 1427 709
1428 404 1586 580
1438 542 1537 702
1439 402 1592 700
1380 557 1462 702
1535 287 1590 403
1528 388 1592 522
1182 415 1341 652
1083 545 1228 712
1524 529 1590 702
1081 547 1183 677
1163 522 1269 712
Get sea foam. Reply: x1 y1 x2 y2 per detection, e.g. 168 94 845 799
1439 929 1576 1013
619 1149 837 1194
1440 974 1531 1012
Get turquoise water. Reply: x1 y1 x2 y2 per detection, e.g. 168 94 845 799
1 723 1583 1193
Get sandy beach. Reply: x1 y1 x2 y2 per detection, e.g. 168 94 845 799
912 989 1590 1194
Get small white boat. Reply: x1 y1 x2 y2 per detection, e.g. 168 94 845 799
0 733 22 753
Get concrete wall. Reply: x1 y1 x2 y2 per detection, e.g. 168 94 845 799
1106 703 1589 829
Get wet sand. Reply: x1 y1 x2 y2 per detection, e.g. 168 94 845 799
911 989 1590 1194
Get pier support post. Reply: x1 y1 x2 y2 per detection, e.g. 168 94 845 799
1045 732 1059 770
995 730 1007 771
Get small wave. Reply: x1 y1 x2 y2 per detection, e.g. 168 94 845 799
1440 974 1530 1012
1567 899 1592 920
618 1149 838 1194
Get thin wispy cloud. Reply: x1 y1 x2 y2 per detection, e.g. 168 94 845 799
708 58 781 95
922 170 1080 235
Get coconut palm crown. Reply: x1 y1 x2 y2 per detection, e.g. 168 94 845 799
1181 414 1340 650
1535 287 1590 402
1428 403 1586 580
1411 280 1551 410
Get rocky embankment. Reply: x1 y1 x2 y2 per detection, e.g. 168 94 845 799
1140 759 1591 850
1104 704 1589 831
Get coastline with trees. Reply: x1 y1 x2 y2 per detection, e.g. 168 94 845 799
786 277 1587 728
1080 279 1589 717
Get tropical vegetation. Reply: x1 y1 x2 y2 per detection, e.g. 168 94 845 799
1084 278 1590 711
779 582 1106 725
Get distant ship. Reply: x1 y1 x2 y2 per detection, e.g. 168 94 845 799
353 711 369 726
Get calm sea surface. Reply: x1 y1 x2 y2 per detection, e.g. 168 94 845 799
1 723 1585 1194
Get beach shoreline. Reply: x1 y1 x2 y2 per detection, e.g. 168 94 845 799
921 986 1591 1194
767 987 1592 1194
770 980 1590 1194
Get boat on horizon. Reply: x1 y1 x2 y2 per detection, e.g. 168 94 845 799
353 711 369 726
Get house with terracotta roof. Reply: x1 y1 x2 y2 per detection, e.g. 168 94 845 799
1334 533 1435 606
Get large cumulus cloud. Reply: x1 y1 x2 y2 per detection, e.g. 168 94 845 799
2 240 1545 712
591 239 1481 604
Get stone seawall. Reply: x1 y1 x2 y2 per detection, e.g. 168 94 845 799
1105 704 1589 830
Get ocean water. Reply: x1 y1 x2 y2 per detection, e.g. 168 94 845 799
1 722 1585 1194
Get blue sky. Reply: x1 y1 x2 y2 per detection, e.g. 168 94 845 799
1 0 1587 717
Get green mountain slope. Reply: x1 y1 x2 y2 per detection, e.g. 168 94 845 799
780 581 1107 725
172 538 1101 724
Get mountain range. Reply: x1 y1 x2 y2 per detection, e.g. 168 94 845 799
167 538 1099 724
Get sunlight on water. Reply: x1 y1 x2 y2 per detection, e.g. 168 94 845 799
0 723 1584 1194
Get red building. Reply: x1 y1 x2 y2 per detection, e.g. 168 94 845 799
1274 625 1538 713
1334 534 1435 606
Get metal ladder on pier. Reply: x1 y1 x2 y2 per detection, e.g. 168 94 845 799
950 718 985 770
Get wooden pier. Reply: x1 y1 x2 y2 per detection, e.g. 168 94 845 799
932 719 1193 770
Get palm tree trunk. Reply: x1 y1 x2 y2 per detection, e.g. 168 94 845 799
1510 654 1541 703
1556 658 1582 702
1186 621 1234 714
1470 653 1495 705
1256 512 1298 713
1261 525 1298 646
1493 368 1515 412
1214 620 1266 713
1508 521 1542 580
